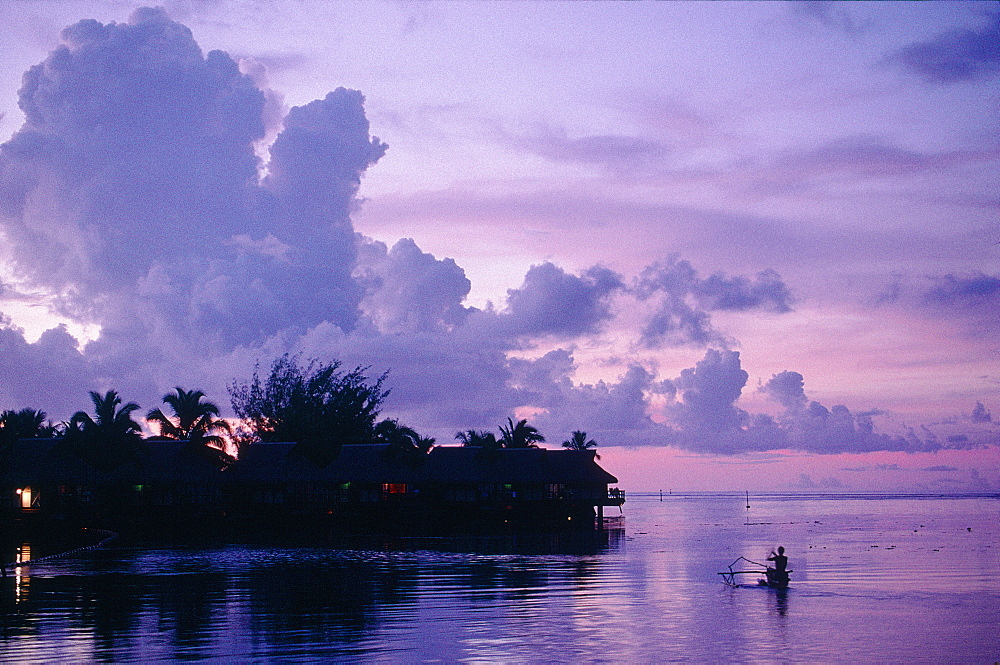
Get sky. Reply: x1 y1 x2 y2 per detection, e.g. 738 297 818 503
0 1 997 493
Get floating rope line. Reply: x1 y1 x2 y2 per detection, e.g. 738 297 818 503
2 528 119 573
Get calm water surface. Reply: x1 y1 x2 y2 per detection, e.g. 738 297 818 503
0 494 997 661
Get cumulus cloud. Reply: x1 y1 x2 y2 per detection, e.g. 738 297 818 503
972 402 993 423
501 262 624 338
2 8 266 299
758 370 947 454
0 320 93 418
0 8 389 412
355 237 473 335
760 370 808 412
516 355 673 448
888 12 1000 84
635 256 793 348
670 349 749 438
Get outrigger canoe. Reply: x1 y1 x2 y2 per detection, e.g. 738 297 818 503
718 557 791 588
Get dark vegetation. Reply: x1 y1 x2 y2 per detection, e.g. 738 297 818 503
0 354 600 471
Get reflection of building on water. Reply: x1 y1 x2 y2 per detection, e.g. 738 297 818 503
15 542 30 602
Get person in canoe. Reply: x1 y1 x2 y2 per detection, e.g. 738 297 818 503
765 546 790 587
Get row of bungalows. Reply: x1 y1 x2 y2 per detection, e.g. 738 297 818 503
1 439 625 531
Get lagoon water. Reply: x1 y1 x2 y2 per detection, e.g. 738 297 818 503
0 493 997 661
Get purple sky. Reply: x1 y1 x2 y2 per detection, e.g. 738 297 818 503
0 2 997 492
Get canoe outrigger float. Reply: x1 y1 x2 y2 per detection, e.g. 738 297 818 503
718 557 791 588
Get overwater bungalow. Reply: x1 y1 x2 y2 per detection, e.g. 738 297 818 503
1 440 624 531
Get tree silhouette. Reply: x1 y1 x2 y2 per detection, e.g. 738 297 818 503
147 387 233 466
374 418 420 447
64 390 144 471
0 408 56 440
147 388 230 442
229 354 389 466
0 408 57 470
498 418 545 449
455 429 500 450
376 418 434 464
562 430 600 459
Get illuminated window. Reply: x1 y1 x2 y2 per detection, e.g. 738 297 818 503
382 483 407 494
17 487 33 509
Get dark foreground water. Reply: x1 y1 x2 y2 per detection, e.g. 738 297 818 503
0 493 997 661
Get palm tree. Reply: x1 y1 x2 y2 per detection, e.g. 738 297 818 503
415 435 436 454
0 408 57 441
455 429 500 450
498 418 545 449
375 418 433 463
147 387 231 450
562 430 600 459
66 390 144 470
0 408 56 471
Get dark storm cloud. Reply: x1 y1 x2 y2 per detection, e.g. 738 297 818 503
635 257 793 348
888 12 1000 84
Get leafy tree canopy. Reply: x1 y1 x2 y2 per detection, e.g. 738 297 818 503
229 354 389 465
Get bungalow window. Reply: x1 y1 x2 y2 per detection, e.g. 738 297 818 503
16 487 36 509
